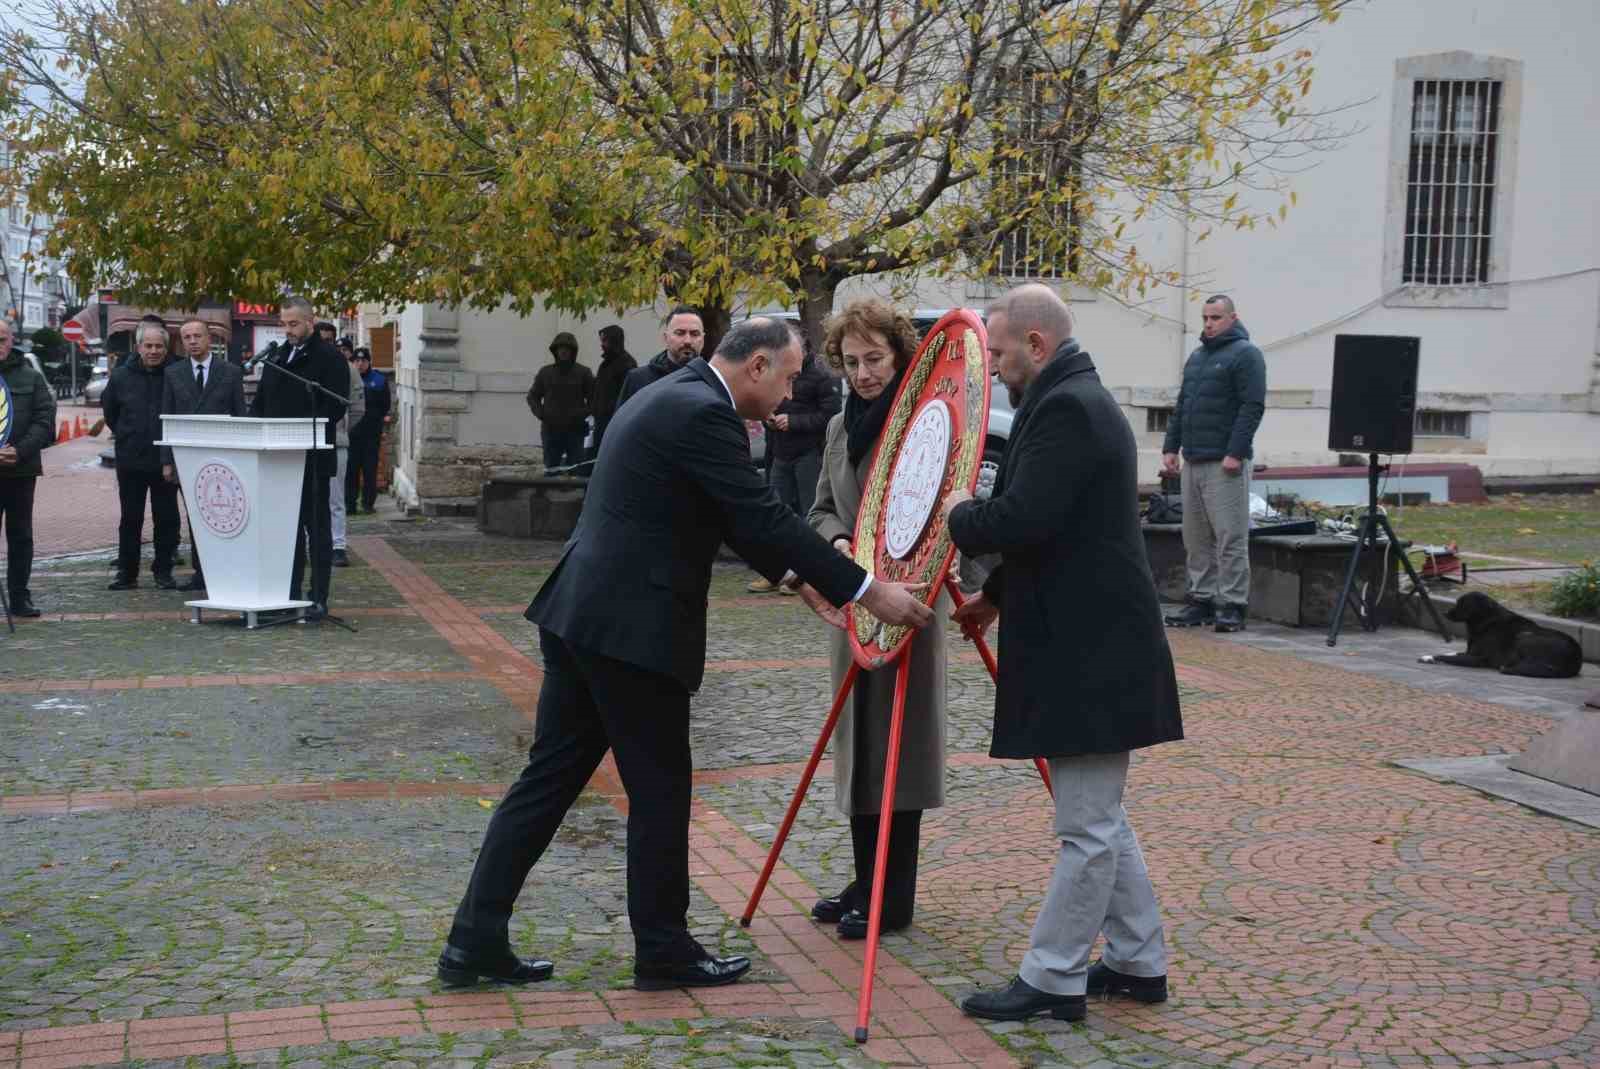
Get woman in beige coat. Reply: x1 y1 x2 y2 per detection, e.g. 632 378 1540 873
807 298 949 940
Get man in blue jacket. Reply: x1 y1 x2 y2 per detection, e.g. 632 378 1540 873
1160 295 1266 633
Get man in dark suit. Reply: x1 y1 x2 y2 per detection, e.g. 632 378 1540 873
249 296 348 618
437 317 934 992
943 284 1183 1024
162 317 247 593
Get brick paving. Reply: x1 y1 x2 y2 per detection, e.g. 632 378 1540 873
1 515 1596 1068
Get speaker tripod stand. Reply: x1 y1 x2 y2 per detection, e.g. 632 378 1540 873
1326 453 1451 647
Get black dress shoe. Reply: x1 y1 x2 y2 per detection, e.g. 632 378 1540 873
332 549 349 567
303 602 328 622
436 943 553 988
836 907 911 941
633 953 751 991
153 574 177 590
1086 960 1168 1003
812 884 857 924
107 576 138 590
961 976 1085 1022
1163 600 1213 628
179 576 206 592
10 594 41 618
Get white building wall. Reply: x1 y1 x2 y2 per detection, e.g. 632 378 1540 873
389 0 1600 505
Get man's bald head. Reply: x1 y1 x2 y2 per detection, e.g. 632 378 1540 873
987 283 1074 352
985 284 1077 406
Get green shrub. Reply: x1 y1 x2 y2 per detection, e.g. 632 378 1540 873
1547 561 1600 620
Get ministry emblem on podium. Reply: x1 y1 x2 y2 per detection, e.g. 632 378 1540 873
194 460 250 537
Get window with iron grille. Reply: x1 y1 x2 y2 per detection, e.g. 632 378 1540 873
698 55 773 226
1145 407 1172 434
1414 409 1469 437
993 68 1083 280
1403 79 1501 285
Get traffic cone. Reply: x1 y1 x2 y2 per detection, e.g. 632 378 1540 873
74 415 88 437
57 420 71 444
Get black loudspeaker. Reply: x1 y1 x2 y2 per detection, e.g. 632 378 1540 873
1328 334 1419 454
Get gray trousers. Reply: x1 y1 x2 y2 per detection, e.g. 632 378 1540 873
1019 751 1167 996
1181 459 1250 608
329 446 348 551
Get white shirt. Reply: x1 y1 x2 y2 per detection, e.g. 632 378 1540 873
706 358 872 602
189 355 212 384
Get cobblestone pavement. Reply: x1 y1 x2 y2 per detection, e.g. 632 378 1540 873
1 517 1596 1068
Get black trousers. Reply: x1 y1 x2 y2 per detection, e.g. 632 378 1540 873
770 450 823 519
847 810 923 927
346 430 381 510
541 427 586 473
449 627 698 966
115 467 180 578
0 476 36 598
290 458 333 605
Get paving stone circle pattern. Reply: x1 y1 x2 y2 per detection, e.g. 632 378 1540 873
1 513 1596 1069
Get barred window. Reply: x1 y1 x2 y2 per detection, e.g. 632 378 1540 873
710 59 761 167
993 68 1083 280
1415 409 1469 437
1403 79 1501 286
1145 407 1172 434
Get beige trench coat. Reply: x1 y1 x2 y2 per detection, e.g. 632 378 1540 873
808 412 949 816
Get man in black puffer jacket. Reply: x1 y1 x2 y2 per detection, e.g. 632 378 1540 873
103 322 180 590
614 307 704 412
1160 294 1266 633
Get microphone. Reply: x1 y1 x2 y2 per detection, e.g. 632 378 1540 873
242 340 280 370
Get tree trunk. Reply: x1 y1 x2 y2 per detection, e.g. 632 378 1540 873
796 275 839 360
700 303 732 362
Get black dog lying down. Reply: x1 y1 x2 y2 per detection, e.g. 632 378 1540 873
1419 590 1583 678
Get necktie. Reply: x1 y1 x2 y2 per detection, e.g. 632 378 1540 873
195 364 205 393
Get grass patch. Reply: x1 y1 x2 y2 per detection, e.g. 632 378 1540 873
1383 491 1600 566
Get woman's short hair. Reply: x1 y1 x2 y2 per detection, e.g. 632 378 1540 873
822 299 920 374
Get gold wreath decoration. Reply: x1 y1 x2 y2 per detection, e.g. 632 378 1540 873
850 320 987 663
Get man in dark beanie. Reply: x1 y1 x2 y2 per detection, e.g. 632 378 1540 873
527 331 595 474
591 324 636 460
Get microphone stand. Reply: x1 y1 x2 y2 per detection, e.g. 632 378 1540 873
250 351 356 633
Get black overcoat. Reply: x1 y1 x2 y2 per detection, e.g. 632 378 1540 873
948 343 1183 758
249 335 349 477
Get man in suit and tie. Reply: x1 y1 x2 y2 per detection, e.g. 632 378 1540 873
249 296 349 619
437 316 935 992
162 317 247 593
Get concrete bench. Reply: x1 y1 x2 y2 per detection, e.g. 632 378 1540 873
478 476 587 540
1144 523 1404 629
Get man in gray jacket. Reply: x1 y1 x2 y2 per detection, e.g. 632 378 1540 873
330 342 365 567
1160 295 1266 633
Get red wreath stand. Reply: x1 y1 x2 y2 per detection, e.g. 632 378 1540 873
738 310 1052 1042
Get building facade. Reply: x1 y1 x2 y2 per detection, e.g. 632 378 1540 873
369 0 1600 510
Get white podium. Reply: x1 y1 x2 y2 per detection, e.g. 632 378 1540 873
157 415 330 628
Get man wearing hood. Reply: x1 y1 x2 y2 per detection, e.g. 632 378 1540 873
590 324 636 458
527 332 595 474
614 307 703 411
1160 294 1266 634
